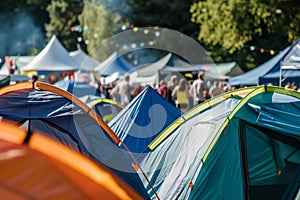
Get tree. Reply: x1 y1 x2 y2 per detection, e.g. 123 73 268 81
78 0 122 60
190 0 300 70
45 0 83 51
126 0 198 37
0 0 50 58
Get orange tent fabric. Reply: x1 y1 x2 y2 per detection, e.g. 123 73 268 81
0 121 143 200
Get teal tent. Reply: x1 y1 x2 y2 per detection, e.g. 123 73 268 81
139 86 300 199
109 86 182 159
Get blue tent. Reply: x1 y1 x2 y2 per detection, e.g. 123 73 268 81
109 86 182 159
0 81 149 199
54 80 100 98
229 39 300 86
95 52 134 76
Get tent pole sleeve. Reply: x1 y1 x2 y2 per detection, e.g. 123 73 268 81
279 63 282 87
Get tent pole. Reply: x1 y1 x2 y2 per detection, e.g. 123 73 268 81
119 141 160 200
279 65 282 87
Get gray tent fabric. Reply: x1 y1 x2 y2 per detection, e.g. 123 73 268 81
132 53 228 81
134 53 197 77
139 98 239 199
23 35 80 71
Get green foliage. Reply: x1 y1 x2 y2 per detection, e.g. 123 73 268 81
190 0 300 70
45 0 83 51
126 0 198 37
78 0 122 59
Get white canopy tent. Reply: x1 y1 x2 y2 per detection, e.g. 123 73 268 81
22 35 80 71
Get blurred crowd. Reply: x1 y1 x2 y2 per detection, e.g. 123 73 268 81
77 70 300 114
95 71 237 113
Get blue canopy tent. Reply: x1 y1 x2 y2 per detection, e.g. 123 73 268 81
109 86 182 160
230 39 300 87
95 52 134 77
0 81 149 199
259 39 300 86
229 47 291 86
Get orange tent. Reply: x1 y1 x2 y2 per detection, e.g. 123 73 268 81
0 120 143 200
0 81 150 199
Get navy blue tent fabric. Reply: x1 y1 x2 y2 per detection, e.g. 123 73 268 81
0 87 149 199
229 47 290 86
54 80 100 97
259 69 300 85
109 86 182 159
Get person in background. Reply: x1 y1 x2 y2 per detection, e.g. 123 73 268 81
191 71 208 106
167 75 178 106
172 78 189 113
157 80 168 99
209 81 224 98
131 83 144 99
109 80 121 103
117 74 132 105
97 78 106 98
188 80 194 109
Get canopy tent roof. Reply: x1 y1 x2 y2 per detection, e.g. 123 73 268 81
95 52 134 76
138 86 300 199
229 47 291 86
133 53 188 77
69 48 100 71
0 81 149 199
133 53 198 77
22 35 80 71
0 121 143 200
259 39 300 85
109 86 182 159
131 53 229 84
54 79 100 98
230 39 300 86
195 62 243 77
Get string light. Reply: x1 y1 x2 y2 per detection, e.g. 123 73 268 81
243 44 279 55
